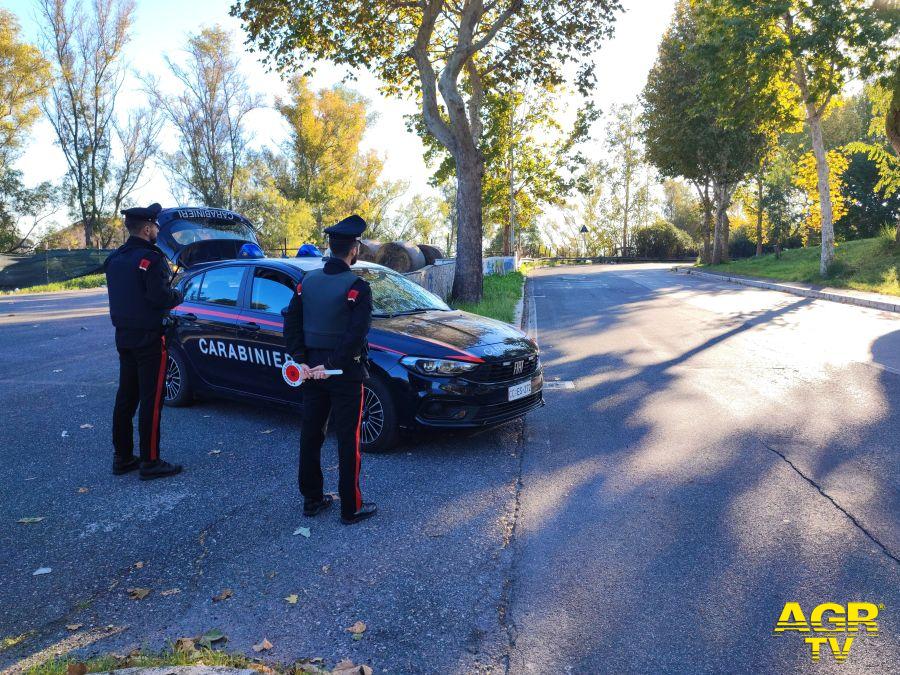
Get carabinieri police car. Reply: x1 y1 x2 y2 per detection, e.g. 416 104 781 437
157 207 543 453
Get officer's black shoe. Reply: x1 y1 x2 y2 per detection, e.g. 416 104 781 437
303 494 334 517
340 502 377 525
139 459 183 481
112 455 140 475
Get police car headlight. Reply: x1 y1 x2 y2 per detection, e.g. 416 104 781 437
400 356 479 376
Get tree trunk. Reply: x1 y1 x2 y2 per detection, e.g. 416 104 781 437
503 142 514 255
622 177 630 255
807 109 834 275
711 179 732 265
756 172 764 257
887 64 900 242
453 153 484 302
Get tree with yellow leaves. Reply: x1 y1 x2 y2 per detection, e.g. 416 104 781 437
271 77 385 242
793 149 849 244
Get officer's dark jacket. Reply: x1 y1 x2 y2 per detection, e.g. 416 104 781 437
284 257 372 381
104 236 183 331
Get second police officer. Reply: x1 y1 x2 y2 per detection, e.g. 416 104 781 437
104 203 184 480
284 214 378 525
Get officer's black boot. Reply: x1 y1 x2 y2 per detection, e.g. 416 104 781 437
112 455 140 475
139 459 183 481
341 502 377 525
303 494 334 517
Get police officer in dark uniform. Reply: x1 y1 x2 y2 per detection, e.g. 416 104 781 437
104 203 184 480
284 214 377 525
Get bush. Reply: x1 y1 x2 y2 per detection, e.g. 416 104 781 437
632 219 697 259
824 258 854 279
728 228 758 259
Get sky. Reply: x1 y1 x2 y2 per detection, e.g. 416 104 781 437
4 0 677 232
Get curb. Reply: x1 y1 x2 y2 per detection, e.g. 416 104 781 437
673 267 900 314
512 276 526 329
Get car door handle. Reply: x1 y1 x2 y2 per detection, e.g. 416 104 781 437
241 321 260 332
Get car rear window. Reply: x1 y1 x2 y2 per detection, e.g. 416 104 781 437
250 268 294 314
198 267 243 306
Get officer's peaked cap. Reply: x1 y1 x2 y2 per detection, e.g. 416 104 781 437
324 214 366 240
121 203 162 222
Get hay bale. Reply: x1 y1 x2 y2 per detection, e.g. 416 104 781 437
357 239 382 262
417 244 445 265
375 241 427 272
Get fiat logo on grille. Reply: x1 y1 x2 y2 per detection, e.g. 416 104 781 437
513 360 524 375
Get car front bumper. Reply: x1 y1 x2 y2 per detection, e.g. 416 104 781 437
390 366 545 428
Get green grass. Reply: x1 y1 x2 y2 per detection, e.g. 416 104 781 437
24 646 329 675
0 273 106 295
452 271 525 323
705 236 900 297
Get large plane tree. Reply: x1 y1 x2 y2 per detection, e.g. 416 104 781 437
231 0 622 301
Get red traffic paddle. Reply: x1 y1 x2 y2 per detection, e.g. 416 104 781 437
282 360 342 387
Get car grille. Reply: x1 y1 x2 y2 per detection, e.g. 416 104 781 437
468 354 539 382
472 392 543 422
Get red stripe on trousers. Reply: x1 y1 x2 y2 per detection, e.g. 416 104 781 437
354 383 363 511
150 335 167 461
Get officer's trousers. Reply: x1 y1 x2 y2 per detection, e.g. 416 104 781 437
298 378 364 517
112 334 168 462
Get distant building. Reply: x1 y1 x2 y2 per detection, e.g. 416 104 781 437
38 220 127 250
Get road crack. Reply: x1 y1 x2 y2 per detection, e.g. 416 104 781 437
761 441 900 567
496 276 536 674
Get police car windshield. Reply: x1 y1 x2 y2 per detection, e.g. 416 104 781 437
355 269 450 316
168 219 255 245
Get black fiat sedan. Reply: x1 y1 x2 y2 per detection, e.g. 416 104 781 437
156 207 543 453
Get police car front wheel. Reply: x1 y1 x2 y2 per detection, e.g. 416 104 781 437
164 348 193 407
361 376 399 454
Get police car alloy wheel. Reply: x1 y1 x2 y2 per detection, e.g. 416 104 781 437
360 376 398 454
163 348 193 407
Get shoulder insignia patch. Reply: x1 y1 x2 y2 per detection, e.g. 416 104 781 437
138 258 151 271
347 288 359 303
296 282 302 295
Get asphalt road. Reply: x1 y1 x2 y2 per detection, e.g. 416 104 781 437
0 264 898 674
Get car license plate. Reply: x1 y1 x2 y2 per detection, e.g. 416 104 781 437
508 380 532 401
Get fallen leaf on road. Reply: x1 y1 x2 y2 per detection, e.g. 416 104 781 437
174 637 195 652
293 526 311 538
208 449 221 455
252 638 273 652
66 663 87 675
260 429 274 434
33 567 52 575
212 588 233 602
321 565 330 574
79 424 93 429
52 369 62 373
76 394 86 398
161 588 181 596
346 621 366 635
266 571 276 579
134 561 144 569
332 660 372 675
77 487 89 494
197 628 226 649
284 594 298 604
61 431 68 438
127 587 151 600
66 624 82 631
18 517 45 524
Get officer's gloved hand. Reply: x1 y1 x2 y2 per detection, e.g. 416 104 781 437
308 365 330 380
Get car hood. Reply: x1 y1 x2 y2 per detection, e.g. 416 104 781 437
371 309 537 360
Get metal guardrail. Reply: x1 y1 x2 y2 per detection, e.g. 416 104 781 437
521 256 698 265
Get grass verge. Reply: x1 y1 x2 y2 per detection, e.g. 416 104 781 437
0 273 106 295
705 236 900 297
24 646 339 675
451 271 524 323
